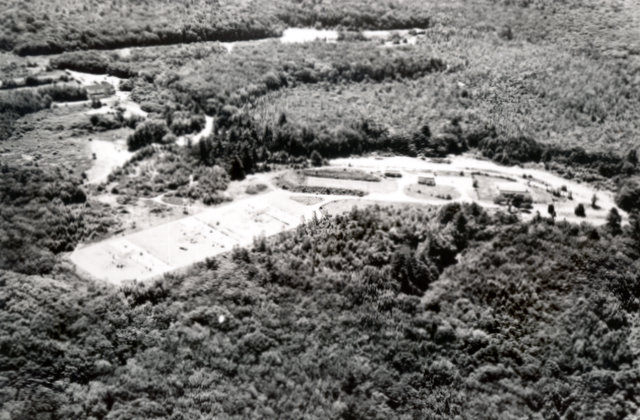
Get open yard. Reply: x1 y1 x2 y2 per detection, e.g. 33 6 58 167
70 189 322 284
86 129 133 184
304 175 397 194
404 184 460 201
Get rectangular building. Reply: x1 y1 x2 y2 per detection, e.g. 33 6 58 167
418 174 436 186
496 182 529 196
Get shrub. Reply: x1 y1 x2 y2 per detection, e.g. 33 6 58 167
616 178 640 213
310 150 324 167
127 120 169 151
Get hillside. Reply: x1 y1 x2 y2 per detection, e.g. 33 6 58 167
1 1 640 418
1 204 640 418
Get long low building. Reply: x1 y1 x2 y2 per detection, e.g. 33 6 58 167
496 182 529 195
384 169 402 178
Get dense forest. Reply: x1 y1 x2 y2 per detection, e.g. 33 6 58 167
2 204 640 418
2 0 640 417
32 0 638 190
0 164 117 274
0 0 432 55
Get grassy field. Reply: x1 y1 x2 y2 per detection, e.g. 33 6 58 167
0 107 98 175
405 183 460 201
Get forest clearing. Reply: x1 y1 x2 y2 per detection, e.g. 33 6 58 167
3 1 640 417
70 155 625 284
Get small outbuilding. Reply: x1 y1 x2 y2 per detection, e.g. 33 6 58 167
86 82 115 99
418 174 436 186
384 169 402 178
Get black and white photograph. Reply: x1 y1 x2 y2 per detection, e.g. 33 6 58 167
1 0 640 418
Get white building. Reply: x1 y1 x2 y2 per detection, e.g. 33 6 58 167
496 182 529 195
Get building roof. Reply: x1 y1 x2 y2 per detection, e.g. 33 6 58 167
86 82 114 93
496 182 529 194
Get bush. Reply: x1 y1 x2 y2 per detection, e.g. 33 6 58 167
616 178 640 213
127 120 169 151
575 203 586 217
310 150 323 167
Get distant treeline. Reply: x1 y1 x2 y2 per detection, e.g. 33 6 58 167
0 84 86 116
46 44 638 187
2 0 432 56
11 25 280 56
50 52 138 77
187 109 639 189
277 2 431 31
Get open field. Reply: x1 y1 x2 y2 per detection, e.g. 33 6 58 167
405 184 461 201
70 189 320 284
86 136 133 184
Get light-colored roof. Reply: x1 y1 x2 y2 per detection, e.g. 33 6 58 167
496 182 528 193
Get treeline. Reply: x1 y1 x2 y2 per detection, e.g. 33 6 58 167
14 25 279 56
0 72 70 90
0 84 87 140
2 0 434 56
50 51 137 78
278 0 431 30
2 203 640 418
0 164 117 274
6 11 279 56
0 84 87 116
477 134 640 179
189 109 639 188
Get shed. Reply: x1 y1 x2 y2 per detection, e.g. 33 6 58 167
86 81 115 99
418 174 436 186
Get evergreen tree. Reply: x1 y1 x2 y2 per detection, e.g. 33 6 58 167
310 150 323 167
629 212 640 249
452 212 468 249
607 208 622 236
229 155 245 180
627 149 638 166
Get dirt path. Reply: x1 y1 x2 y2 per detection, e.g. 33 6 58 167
176 116 214 146
86 138 132 184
